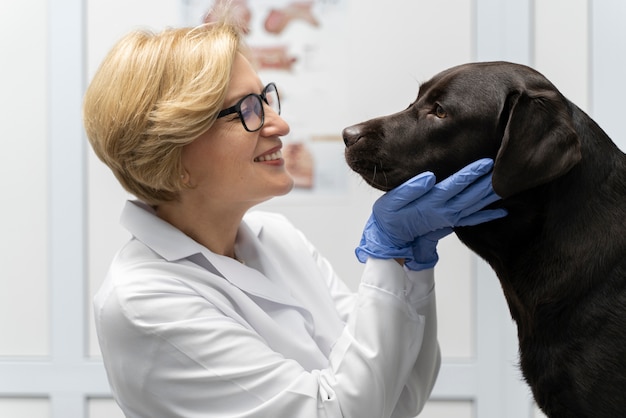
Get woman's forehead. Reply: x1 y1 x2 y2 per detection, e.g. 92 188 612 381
224 53 264 100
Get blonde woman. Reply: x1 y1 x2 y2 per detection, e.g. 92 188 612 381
84 8 505 418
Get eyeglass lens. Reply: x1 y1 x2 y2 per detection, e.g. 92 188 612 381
240 84 280 131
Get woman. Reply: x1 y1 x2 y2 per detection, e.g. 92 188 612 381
83 10 505 418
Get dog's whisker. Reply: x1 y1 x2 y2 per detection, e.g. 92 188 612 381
382 169 389 189
375 161 390 190
370 165 377 186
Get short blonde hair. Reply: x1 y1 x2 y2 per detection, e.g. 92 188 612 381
83 18 245 204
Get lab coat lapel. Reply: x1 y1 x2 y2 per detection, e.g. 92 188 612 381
233 220 316 334
191 249 303 310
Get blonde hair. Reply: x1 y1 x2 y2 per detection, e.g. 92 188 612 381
83 17 245 204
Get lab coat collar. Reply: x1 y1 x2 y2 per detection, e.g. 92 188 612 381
121 200 263 262
120 200 203 262
120 200 307 312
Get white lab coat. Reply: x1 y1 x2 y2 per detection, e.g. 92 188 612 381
93 200 440 418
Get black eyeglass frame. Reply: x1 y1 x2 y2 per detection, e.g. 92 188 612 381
216 82 281 132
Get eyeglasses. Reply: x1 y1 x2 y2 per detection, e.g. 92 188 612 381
216 82 281 132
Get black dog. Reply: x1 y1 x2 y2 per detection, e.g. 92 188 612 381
343 61 626 418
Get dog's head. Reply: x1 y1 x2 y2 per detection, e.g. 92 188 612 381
343 61 582 198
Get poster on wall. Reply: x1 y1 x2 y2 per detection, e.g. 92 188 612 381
181 0 350 198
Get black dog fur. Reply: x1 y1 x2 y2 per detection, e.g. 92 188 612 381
343 61 626 418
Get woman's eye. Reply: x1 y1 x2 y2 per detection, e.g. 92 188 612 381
435 105 447 118
240 107 254 120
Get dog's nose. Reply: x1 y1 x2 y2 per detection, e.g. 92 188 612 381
342 125 363 147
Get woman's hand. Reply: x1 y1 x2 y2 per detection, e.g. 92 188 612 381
356 158 507 270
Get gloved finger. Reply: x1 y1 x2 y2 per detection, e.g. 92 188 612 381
421 227 454 241
375 171 436 211
433 158 495 200
456 208 508 227
450 174 502 217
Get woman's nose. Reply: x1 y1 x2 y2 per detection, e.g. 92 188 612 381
261 105 290 136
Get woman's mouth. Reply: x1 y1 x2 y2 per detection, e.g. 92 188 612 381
254 150 283 162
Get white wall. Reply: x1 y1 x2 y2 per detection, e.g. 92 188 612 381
1 1 624 417
0 0 49 358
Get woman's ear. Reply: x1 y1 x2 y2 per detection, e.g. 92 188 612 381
493 90 581 198
180 170 191 187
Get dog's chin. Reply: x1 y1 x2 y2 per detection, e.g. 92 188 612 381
345 150 407 191
350 167 405 192
363 176 394 192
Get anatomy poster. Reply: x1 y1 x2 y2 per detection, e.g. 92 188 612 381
182 0 349 196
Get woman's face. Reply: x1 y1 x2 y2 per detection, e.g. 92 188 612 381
180 53 294 209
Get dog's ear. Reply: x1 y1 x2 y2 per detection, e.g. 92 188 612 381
493 90 581 198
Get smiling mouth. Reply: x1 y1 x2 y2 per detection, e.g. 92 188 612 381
254 150 283 162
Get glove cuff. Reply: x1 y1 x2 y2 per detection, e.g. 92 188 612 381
405 254 439 271
355 245 413 263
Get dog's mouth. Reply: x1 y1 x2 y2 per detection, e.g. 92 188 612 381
344 147 408 191
351 165 393 191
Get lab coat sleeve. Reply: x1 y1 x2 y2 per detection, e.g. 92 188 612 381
303 230 440 416
391 267 441 417
325 259 440 418
266 233 440 418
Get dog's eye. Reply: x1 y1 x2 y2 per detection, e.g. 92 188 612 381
435 105 447 118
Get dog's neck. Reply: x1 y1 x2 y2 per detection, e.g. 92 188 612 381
455 105 626 340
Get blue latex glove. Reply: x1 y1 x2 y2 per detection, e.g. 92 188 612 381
405 228 452 271
356 158 507 269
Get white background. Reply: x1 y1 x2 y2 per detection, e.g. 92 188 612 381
0 0 624 417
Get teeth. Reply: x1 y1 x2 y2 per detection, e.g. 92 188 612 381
255 150 282 162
